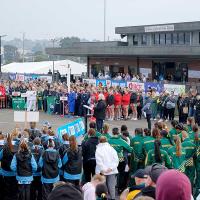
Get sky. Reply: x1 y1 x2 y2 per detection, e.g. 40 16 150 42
1 0 200 41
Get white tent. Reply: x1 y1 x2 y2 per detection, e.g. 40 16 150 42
2 60 87 75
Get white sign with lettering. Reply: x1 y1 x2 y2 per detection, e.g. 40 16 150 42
188 70 200 78
145 25 174 32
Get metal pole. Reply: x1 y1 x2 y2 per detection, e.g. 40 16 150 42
0 36 2 73
52 39 55 82
22 33 25 62
104 0 106 42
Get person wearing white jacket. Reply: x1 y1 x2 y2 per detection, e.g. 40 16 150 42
95 136 119 200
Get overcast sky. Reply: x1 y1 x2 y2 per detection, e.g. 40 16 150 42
1 0 200 41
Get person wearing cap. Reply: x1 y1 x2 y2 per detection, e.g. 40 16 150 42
120 169 147 200
168 135 186 172
156 169 192 200
135 163 168 199
145 140 171 169
38 138 62 200
160 130 174 152
181 131 196 190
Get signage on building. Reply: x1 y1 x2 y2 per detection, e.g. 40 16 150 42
144 24 174 33
188 70 200 79
140 68 151 77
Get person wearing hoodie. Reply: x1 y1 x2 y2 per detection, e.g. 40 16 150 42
10 140 37 200
82 128 99 183
156 169 192 200
62 135 82 186
82 174 105 200
31 137 44 200
95 136 119 200
38 139 62 200
0 133 18 200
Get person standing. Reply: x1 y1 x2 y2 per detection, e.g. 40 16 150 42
107 89 115 121
194 94 200 126
137 91 143 120
95 136 119 200
121 89 131 120
165 91 177 121
114 90 122 120
94 94 107 133
68 88 76 115
11 140 37 200
130 90 138 120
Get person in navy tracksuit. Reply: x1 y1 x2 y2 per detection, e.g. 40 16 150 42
62 135 82 187
31 137 44 200
0 133 18 200
38 139 62 200
10 140 37 200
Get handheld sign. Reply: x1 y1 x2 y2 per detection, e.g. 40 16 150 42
60 96 68 117
60 97 68 101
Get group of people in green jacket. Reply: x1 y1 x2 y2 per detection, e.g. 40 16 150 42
87 117 200 199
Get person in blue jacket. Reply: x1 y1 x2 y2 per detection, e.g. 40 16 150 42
62 135 82 187
0 133 18 200
31 137 44 200
38 139 62 200
68 89 77 115
10 139 37 200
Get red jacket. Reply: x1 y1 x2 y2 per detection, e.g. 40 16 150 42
0 86 6 96
122 93 130 106
114 93 122 106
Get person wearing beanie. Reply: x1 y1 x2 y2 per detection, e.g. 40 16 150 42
38 138 62 200
47 182 83 200
145 140 171 169
134 163 168 199
156 169 192 200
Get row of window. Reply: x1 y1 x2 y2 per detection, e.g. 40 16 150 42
133 32 191 46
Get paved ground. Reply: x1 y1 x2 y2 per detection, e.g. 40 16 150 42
0 109 172 136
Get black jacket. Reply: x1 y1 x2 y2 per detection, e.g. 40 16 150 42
82 136 99 163
94 100 106 120
130 92 137 104
16 150 32 177
42 150 60 179
107 95 115 106
64 148 82 175
134 186 155 199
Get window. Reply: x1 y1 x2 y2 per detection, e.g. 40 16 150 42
160 33 166 45
133 35 138 45
185 32 190 45
141 34 147 45
178 32 184 45
166 33 172 45
172 33 178 44
154 33 160 45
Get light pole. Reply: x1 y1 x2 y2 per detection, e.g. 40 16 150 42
22 32 25 62
104 0 106 42
51 39 57 82
0 35 7 74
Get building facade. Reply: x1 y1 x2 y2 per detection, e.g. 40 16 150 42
46 21 200 83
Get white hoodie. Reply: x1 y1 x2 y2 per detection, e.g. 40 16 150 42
95 142 119 175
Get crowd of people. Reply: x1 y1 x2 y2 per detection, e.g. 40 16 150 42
0 116 200 200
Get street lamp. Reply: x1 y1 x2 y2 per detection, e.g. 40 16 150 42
51 38 58 82
0 35 7 73
104 0 106 42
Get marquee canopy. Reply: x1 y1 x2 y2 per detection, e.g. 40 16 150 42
2 60 87 75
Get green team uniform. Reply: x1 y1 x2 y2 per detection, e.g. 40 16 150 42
168 146 186 172
169 128 177 141
130 135 145 174
160 138 173 152
142 136 155 156
83 131 102 141
182 138 196 186
37 91 43 110
101 133 111 140
188 131 195 142
145 149 171 169
108 135 133 162
186 125 193 133
194 134 200 198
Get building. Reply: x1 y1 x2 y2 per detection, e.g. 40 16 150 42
46 21 200 83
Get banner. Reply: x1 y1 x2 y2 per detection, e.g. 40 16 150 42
57 118 85 142
111 80 127 88
47 96 56 114
16 74 25 82
127 82 144 91
96 79 106 87
83 79 96 85
144 82 164 93
164 84 185 95
12 97 26 110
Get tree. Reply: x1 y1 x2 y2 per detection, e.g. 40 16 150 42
33 51 49 62
59 37 80 48
3 45 20 64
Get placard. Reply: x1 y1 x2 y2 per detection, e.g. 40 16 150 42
188 70 200 78
164 84 185 95
16 74 25 82
127 82 144 91
60 97 68 101
27 111 39 122
14 111 26 122
12 92 21 97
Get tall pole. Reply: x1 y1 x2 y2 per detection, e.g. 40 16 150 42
22 33 25 62
0 35 7 74
104 0 106 42
51 39 56 82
